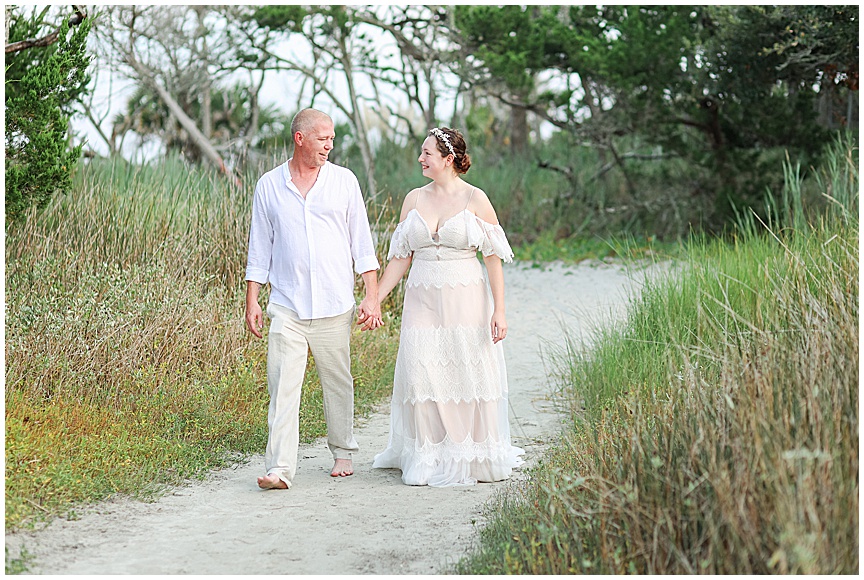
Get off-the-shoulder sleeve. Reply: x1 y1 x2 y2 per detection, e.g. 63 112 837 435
469 215 514 263
387 221 413 260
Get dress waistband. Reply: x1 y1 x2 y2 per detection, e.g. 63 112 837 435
412 247 478 261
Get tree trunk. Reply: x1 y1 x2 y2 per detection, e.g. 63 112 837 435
510 102 528 154
450 87 462 129
127 55 238 184
83 103 118 156
194 6 211 140
337 34 377 198
425 63 437 129
246 74 263 145
201 80 212 139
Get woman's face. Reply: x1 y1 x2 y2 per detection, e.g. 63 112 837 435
418 136 451 179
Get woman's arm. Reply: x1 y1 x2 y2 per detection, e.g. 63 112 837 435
377 255 412 304
471 187 508 343
483 254 507 343
357 190 417 329
377 189 418 303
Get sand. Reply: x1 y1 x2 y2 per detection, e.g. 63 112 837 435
5 259 665 575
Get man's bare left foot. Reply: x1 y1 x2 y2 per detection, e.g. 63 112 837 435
257 473 289 489
331 458 353 477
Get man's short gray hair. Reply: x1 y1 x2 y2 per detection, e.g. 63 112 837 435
290 108 332 137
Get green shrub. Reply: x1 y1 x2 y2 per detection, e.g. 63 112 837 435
5 8 91 223
455 136 858 574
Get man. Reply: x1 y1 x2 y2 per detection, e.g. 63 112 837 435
245 108 383 490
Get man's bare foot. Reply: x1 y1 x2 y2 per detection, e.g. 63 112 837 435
257 473 289 489
330 458 354 477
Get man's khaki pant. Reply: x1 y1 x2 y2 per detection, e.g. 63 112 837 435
264 302 358 488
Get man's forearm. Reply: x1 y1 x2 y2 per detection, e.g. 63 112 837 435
360 270 379 300
246 281 261 308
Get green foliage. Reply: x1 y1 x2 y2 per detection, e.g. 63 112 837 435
514 230 680 265
248 5 307 31
250 5 353 41
758 5 859 86
5 545 34 575
454 6 569 94
4 8 91 224
450 5 856 233
454 136 859 575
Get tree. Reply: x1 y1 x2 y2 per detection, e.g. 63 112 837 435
5 5 91 223
453 5 857 230
452 6 570 154
110 83 293 169
93 5 274 181
350 5 454 140
248 5 383 196
723 5 858 130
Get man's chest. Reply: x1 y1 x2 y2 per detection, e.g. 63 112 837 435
291 175 317 197
268 190 348 230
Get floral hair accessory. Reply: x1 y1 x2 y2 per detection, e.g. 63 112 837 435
429 127 456 157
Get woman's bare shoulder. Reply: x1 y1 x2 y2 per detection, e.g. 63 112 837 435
466 185 498 224
400 187 426 220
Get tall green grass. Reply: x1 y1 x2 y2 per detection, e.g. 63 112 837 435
5 156 399 529
455 135 858 574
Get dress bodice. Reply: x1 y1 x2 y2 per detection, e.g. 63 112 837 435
388 209 514 263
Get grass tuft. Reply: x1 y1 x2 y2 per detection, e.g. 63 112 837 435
454 136 858 574
5 156 400 530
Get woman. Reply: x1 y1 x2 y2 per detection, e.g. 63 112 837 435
368 127 524 487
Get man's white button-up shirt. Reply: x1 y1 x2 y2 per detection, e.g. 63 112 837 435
245 160 380 320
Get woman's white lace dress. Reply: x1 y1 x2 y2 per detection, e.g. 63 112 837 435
372 208 525 486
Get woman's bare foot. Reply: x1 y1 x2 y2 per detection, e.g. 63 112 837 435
330 458 354 477
257 473 289 489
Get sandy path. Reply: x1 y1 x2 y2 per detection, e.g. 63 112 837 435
5 260 662 575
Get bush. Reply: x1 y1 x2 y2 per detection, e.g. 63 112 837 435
5 8 91 224
455 135 859 574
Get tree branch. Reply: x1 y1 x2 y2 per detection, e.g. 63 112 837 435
489 88 573 131
257 48 354 122
539 152 677 187
81 102 116 155
5 5 87 54
125 50 239 185
589 153 676 183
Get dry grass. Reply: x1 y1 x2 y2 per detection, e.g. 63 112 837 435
5 156 399 529
455 137 858 574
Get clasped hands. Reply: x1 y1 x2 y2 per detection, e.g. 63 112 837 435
356 295 383 331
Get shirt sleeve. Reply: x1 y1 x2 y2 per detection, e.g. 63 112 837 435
245 179 273 284
347 174 381 275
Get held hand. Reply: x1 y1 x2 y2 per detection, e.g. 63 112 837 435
491 311 508 344
357 296 383 331
357 310 383 331
245 302 264 339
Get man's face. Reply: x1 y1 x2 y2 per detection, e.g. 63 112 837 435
300 120 335 167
